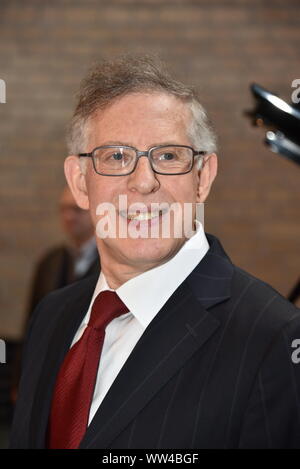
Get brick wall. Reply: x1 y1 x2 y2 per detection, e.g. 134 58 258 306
0 0 299 338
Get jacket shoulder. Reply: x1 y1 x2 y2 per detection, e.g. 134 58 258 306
25 274 98 340
229 264 300 331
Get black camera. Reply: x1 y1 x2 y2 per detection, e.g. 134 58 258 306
246 83 300 166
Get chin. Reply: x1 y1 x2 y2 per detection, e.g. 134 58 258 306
120 237 185 267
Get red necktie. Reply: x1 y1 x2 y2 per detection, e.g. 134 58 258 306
47 290 129 449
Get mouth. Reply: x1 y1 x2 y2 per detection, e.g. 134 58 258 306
119 207 169 222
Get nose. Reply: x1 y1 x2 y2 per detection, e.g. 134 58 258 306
127 155 160 194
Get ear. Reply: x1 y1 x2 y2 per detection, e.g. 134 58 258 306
196 153 218 203
64 156 90 210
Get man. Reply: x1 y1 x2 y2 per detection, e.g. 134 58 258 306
10 186 100 404
10 55 300 449
26 186 100 314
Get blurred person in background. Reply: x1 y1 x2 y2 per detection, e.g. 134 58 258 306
27 186 99 314
11 186 100 402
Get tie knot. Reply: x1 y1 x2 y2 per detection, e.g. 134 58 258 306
89 290 129 331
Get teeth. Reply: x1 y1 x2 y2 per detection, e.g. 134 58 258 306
120 208 168 221
127 212 161 221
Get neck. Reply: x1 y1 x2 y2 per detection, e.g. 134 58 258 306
99 257 162 290
97 240 188 289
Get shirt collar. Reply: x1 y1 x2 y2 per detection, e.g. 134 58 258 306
90 221 209 329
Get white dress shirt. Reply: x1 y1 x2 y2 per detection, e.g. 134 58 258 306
71 221 209 424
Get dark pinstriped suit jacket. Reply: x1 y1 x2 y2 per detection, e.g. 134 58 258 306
10 233 300 448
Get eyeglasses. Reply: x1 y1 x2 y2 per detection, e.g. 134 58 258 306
78 145 206 176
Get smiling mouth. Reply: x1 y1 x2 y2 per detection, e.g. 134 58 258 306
120 208 168 221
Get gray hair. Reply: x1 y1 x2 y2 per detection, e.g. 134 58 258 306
66 54 217 170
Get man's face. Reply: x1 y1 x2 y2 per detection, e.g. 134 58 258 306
68 92 214 273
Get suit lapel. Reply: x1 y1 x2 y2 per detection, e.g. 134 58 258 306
29 233 234 449
186 233 234 309
80 233 234 449
29 274 98 448
80 280 220 449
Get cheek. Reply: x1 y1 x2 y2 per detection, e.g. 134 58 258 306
86 177 126 227
167 177 198 204
87 174 112 205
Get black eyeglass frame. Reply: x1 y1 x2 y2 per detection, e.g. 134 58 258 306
78 145 207 176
